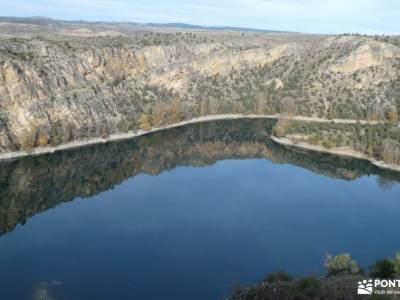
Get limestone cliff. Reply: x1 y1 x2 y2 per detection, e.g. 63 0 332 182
0 18 399 153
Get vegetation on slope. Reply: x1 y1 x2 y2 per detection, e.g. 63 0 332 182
273 119 400 165
230 252 400 300
0 19 399 166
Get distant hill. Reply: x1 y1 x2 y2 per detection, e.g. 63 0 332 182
139 22 292 33
0 16 293 33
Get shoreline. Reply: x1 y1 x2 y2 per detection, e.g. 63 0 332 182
271 136 400 173
1 113 399 172
0 114 277 162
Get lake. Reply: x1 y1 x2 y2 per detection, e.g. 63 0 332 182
0 118 399 300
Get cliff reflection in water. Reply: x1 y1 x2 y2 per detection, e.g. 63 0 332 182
0 118 399 236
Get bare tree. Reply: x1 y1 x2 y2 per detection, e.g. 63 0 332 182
152 102 165 127
170 98 182 122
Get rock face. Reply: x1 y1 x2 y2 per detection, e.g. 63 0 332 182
329 40 400 73
0 18 399 153
0 36 286 152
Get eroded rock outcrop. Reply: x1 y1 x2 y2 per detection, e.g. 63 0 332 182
0 19 399 154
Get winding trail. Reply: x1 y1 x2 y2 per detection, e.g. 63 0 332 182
269 114 397 125
0 113 397 165
271 136 400 172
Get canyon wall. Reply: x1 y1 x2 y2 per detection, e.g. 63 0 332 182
0 18 399 153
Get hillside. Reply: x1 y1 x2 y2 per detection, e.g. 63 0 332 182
0 18 399 160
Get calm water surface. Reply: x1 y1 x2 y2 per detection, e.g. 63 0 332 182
0 119 399 300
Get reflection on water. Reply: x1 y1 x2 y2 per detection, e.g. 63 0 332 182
1 119 399 236
0 119 399 300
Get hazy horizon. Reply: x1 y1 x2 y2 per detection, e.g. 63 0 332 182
2 0 399 35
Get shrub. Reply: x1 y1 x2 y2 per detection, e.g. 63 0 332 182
274 119 289 137
138 113 151 130
264 271 293 284
169 98 183 123
324 253 361 276
36 133 49 147
322 140 334 149
117 119 130 133
19 126 37 151
395 252 400 274
109 74 126 87
295 276 321 299
386 109 398 123
370 259 397 279
151 102 166 127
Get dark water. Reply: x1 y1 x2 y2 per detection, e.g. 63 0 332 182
0 119 400 300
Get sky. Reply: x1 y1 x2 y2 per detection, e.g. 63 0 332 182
2 0 400 34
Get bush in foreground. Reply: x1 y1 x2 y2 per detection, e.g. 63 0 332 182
230 251 400 300
325 253 361 276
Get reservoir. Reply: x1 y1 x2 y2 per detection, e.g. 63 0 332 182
0 119 399 300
